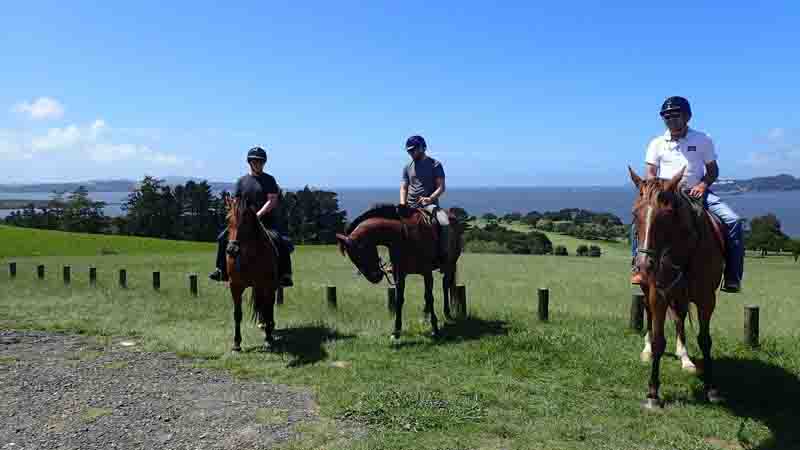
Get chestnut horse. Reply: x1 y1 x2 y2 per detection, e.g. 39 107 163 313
629 166 724 408
225 197 280 352
335 204 463 340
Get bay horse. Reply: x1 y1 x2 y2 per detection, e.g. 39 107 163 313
225 197 280 352
335 204 463 340
629 166 724 408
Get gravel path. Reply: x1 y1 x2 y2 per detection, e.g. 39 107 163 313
0 330 333 450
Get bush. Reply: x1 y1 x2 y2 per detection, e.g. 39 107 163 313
535 219 553 232
554 245 568 256
589 245 602 257
465 240 511 254
576 244 589 256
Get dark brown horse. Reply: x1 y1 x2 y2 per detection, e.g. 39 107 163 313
335 204 463 340
225 197 280 352
629 167 724 408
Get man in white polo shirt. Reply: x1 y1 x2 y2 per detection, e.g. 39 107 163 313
631 96 743 292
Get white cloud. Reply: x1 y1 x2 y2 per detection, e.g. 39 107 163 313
0 119 185 167
12 97 65 120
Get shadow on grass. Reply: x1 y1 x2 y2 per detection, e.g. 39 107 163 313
244 325 355 368
438 316 509 342
697 356 800 450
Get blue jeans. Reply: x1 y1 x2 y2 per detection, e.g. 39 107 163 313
631 190 743 284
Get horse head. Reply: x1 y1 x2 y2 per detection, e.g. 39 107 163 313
629 166 691 289
335 232 385 284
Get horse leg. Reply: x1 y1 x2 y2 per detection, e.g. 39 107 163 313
674 306 697 373
697 295 723 403
230 284 245 352
644 292 668 409
641 300 653 362
262 287 276 351
424 272 440 338
442 268 453 321
392 274 406 341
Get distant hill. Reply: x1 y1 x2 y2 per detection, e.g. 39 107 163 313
712 174 800 193
0 178 235 193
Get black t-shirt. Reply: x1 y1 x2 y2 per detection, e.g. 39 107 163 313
235 173 280 226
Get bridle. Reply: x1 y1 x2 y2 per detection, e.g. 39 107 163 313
637 200 686 295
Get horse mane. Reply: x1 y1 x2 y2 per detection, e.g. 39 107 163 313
345 203 416 234
635 179 680 211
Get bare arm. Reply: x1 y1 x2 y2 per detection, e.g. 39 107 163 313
430 177 446 202
701 161 719 187
400 182 408 205
256 193 279 218
645 163 658 179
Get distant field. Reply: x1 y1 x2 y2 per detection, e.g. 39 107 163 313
0 225 213 258
1 225 799 449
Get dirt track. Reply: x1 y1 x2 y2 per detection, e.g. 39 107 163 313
0 330 330 450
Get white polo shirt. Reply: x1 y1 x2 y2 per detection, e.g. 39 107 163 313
645 128 718 188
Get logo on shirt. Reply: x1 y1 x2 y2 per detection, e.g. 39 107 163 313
687 146 697 152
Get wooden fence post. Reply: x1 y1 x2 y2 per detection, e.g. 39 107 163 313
37 265 45 280
152 272 160 290
189 274 198 297
387 287 397 314
119 269 127 289
453 284 467 319
276 287 284 305
538 288 549 322
89 267 97 286
9 262 16 278
744 305 759 348
326 285 337 309
630 293 645 333
63 266 71 285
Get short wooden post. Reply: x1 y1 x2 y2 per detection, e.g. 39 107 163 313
744 305 759 348
89 267 97 286
326 285 337 309
387 287 397 314
630 293 645 333
276 287 284 305
189 274 198 297
119 269 127 288
537 288 549 322
9 262 16 278
63 266 71 285
37 265 45 280
152 271 160 291
453 284 467 319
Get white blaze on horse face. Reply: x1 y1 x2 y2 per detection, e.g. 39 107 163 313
642 205 654 251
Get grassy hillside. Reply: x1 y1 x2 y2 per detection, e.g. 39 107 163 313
1 226 799 449
0 224 214 257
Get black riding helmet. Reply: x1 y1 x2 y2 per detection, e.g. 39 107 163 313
660 96 692 119
246 146 267 163
405 135 427 152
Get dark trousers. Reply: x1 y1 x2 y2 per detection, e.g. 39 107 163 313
215 227 292 277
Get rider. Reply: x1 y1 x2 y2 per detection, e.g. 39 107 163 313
631 96 743 293
399 135 450 265
209 146 293 287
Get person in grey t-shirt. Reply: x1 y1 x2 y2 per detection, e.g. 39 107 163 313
400 135 450 264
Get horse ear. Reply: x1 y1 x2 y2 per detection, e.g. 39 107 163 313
628 166 643 189
665 167 686 192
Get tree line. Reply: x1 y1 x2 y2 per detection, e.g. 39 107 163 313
3 176 347 244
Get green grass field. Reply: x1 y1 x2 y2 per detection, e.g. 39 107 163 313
1 225 799 449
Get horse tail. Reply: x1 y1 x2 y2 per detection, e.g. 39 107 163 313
248 288 266 325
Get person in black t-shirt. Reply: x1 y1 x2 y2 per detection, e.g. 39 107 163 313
209 146 293 286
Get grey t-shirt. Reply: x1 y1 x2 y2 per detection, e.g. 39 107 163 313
402 157 445 208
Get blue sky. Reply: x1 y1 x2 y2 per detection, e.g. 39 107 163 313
1 2 799 188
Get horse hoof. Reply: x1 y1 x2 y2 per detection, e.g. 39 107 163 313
232 345 242 352
389 334 401 344
641 398 663 410
640 351 653 363
706 389 724 404
257 322 266 329
681 359 698 373
430 330 441 340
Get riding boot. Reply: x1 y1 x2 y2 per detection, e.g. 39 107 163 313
278 237 294 287
210 228 229 282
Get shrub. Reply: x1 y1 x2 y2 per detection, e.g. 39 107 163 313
554 245 568 256
589 245 602 257
465 240 511 254
576 244 589 256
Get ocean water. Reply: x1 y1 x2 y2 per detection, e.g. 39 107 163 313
2 188 800 237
